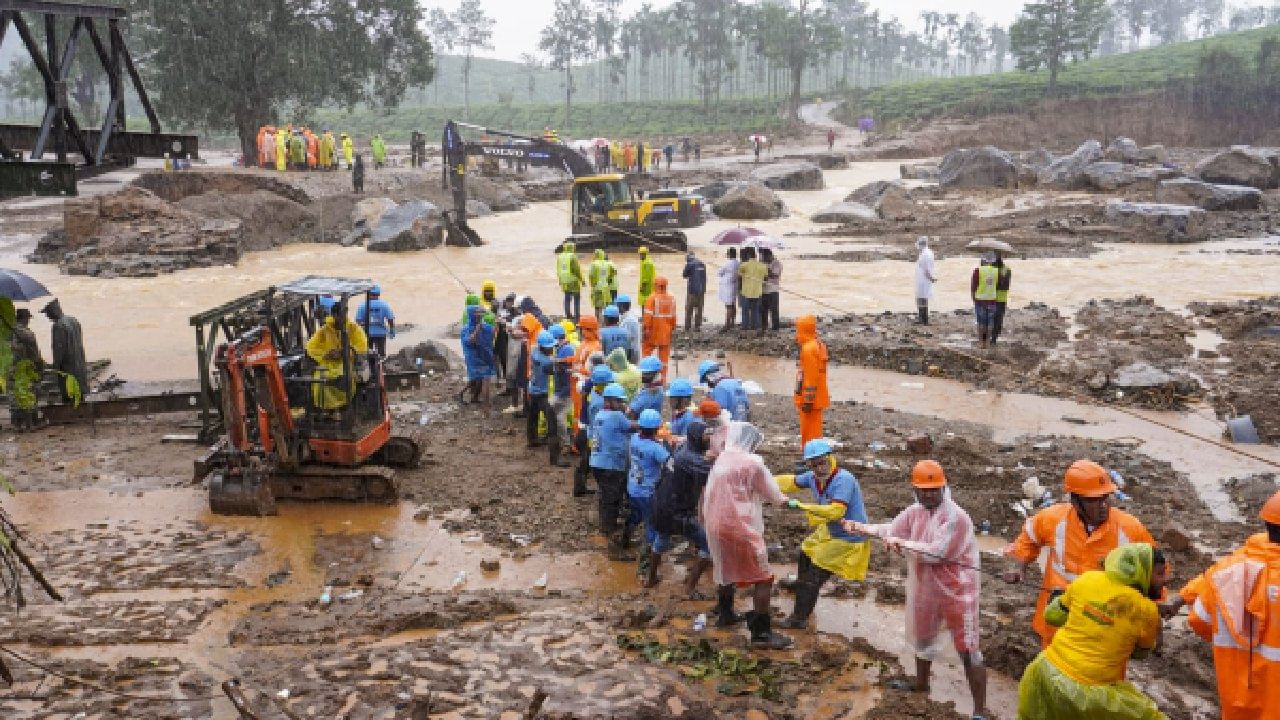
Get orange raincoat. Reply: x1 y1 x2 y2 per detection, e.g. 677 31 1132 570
572 315 602 426
1006 503 1156 647
641 277 676 379
1181 533 1280 720
793 315 829 444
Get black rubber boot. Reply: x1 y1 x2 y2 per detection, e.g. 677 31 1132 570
549 439 570 467
783 581 820 629
572 464 595 496
747 611 793 649
714 584 743 627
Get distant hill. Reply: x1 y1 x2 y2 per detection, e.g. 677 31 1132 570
841 25 1280 123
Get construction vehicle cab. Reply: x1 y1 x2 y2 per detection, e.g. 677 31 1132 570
200 276 419 516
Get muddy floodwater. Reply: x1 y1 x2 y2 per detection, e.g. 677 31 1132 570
3 159 1280 383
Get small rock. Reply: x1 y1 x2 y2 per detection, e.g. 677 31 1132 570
480 559 501 572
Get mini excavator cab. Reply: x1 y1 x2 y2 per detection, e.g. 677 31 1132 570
203 276 420 516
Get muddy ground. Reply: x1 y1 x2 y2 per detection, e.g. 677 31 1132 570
2 348 1258 719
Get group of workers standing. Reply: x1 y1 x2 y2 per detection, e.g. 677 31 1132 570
914 237 1014 347
5 299 89 430
592 139 700 174
253 126 387 180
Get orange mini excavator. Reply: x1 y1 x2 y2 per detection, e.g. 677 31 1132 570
200 277 420 516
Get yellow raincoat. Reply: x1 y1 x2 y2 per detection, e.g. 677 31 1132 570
306 317 368 410
777 472 872 581
274 131 288 172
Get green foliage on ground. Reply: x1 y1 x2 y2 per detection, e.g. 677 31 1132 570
842 25 1280 122
312 97 790 142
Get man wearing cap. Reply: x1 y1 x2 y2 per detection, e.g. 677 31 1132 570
616 294 642 363
914 237 937 325
9 308 45 429
588 249 614 320
650 413 717 596
599 306 630 360
576 365 614 498
794 315 829 445
306 300 368 411
1004 459 1157 648
849 460 987 719
971 252 999 348
355 285 396 358
41 299 88 403
629 408 671 584
665 379 695 439
641 277 677 380
1165 488 1280 720
590 382 635 556
777 439 871 629
628 356 666 419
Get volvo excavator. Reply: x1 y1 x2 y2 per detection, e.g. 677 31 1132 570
199 277 421 516
441 120 703 253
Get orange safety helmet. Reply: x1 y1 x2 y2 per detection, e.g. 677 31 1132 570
1063 460 1116 497
1260 489 1280 524
696 399 722 418
911 460 946 489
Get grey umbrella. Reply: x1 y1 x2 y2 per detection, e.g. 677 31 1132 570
0 269 51 301
965 238 1015 253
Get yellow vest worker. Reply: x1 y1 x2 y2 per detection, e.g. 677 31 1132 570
274 131 288 172
306 314 368 410
341 134 354 169
637 246 656 306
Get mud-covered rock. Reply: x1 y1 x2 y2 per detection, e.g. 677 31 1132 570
1196 147 1279 190
749 160 824 190
899 162 939 180
782 152 848 169
937 146 1017 188
811 201 877 223
1156 178 1263 211
1104 200 1207 242
465 174 526 211
1103 136 1141 163
352 197 397 228
1138 144 1168 164
1038 140 1103 189
715 182 784 220
845 180 918 220
1081 162 1179 191
368 200 443 251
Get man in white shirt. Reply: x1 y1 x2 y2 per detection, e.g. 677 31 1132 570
914 237 937 325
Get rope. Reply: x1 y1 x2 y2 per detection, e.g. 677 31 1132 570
0 645 223 703
536 185 1280 473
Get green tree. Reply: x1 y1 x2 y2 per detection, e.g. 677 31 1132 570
751 0 841 120
125 0 434 162
539 0 595 129
1010 0 1110 94
428 0 495 119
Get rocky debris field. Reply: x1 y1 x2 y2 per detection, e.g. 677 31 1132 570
1190 296 1280 442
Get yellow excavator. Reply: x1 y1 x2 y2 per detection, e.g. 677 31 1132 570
441 120 703 253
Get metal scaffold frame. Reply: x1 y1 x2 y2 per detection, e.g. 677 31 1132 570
0 0 199 196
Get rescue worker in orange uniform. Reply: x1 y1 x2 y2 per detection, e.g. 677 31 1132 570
641 277 677 381
793 315 829 445
1164 488 1280 720
1004 459 1157 648
305 130 319 170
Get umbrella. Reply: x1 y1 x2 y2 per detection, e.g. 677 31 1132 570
743 236 785 250
966 238 1015 254
592 137 610 147
711 226 767 246
0 269 50 301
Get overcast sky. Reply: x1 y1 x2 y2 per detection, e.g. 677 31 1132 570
421 0 1027 62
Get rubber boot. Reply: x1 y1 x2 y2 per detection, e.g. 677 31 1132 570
747 611 793 649
783 580 820 629
549 438 570 468
918 304 929 325
714 584 743 627
572 463 595 496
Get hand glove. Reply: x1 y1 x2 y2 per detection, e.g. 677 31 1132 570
785 499 801 510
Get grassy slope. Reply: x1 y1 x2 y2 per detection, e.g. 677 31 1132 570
843 25 1280 122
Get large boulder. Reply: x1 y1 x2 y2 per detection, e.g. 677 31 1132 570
1196 147 1279 190
845 180 917 220
1038 140 1103 189
810 202 877 223
694 180 751 204
715 183 784 220
1156 178 1263 211
938 146 1018 189
1081 162 1180 191
352 197 397 228
899 162 939 180
1103 137 1141 163
1105 200 1207 242
1021 148 1055 169
782 152 848 169
368 200 443 251
466 175 526 211
749 161 825 190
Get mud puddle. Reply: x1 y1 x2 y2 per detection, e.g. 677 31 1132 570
715 352 1280 522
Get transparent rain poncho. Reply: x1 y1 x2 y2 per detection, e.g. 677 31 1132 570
700 422 787 586
862 491 981 662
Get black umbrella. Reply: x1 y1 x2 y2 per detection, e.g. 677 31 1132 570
0 269 50 302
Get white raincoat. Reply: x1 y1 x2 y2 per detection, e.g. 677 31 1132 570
700 422 786 586
717 258 740 306
914 243 936 301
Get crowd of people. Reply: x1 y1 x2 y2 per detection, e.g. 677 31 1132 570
5 299 89 431
253 125 387 177
410 245 1278 720
589 137 702 175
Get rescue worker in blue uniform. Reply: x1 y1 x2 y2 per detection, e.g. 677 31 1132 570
355 285 396 357
591 383 635 557
699 360 750 421
628 356 666 418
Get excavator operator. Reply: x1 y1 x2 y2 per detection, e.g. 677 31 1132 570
306 298 369 411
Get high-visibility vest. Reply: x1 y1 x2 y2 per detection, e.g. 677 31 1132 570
974 265 999 301
557 251 580 291
995 267 1011 303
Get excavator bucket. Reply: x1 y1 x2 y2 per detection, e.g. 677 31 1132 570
443 211 484 247
208 466 278 516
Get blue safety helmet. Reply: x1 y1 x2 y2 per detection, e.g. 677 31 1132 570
637 409 663 429
591 366 615 385
602 383 627 400
667 378 694 398
698 359 720 380
549 324 566 340
536 330 555 349
603 305 621 320
556 343 575 360
318 296 337 311
371 284 382 295
616 294 632 305
638 356 663 373
803 438 834 461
